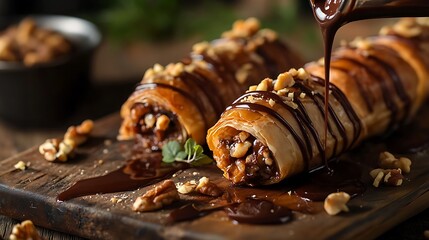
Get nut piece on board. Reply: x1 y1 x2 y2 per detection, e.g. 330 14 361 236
176 177 223 197
370 168 404 187
378 151 412 174
176 181 197 194
38 119 94 162
195 177 223 197
9 220 42 240
132 180 179 212
14 161 27 171
324 192 350 216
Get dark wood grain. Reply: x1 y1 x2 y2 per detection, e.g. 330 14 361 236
1 110 429 239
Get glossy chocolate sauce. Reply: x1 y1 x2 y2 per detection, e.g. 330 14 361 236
294 160 365 201
168 203 214 223
167 159 365 224
225 199 292 224
309 0 429 165
57 154 186 202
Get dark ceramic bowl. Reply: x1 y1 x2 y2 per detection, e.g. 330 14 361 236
0 15 101 127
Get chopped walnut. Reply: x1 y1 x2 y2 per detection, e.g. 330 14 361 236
155 115 170 131
350 37 372 50
288 68 298 77
192 41 210 54
274 72 294 91
9 220 42 240
256 78 271 91
379 151 412 174
297 68 310 80
230 141 252 158
132 180 179 212
176 181 197 194
392 19 422 38
153 63 164 73
176 177 223 197
222 18 260 39
236 131 250 143
169 62 185 77
195 177 223 197
38 138 60 161
65 119 94 146
247 85 257 92
14 161 27 171
370 168 404 187
39 119 93 162
324 192 350 216
0 18 72 66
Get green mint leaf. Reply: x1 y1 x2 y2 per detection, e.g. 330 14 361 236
193 145 204 157
162 141 183 163
163 138 213 166
184 138 196 156
175 151 187 160
191 154 213 166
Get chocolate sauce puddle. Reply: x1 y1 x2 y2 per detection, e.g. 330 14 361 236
57 153 187 202
294 160 365 201
168 203 214 223
225 199 292 224
168 198 293 225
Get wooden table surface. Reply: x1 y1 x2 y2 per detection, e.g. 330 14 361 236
0 81 134 240
0 81 427 240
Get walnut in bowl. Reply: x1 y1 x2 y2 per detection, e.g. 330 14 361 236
0 15 101 126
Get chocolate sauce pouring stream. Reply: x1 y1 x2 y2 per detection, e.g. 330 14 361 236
309 0 429 167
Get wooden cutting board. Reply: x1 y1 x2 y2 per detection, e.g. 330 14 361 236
1 110 429 240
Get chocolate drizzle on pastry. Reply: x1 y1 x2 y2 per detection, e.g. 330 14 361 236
118 18 302 150
223 73 362 185
207 18 429 185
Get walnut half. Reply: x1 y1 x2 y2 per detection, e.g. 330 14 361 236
132 180 179 212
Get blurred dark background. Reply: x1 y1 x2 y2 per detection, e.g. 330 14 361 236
0 0 390 124
0 0 320 81
0 0 326 126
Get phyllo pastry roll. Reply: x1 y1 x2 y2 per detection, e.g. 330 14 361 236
207 18 429 185
118 18 303 151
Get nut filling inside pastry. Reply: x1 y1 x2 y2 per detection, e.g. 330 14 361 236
131 103 184 151
219 132 279 185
